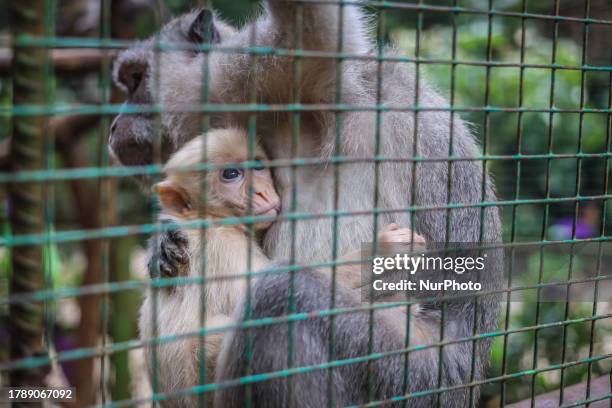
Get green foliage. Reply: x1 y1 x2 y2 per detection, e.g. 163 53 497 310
392 19 610 241
212 0 261 26
489 294 610 403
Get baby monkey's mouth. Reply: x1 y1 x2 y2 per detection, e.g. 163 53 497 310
255 203 281 217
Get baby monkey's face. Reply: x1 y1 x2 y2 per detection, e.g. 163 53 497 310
155 157 281 231
156 130 281 231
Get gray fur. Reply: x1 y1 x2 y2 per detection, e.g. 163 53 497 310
216 268 480 407
111 2 503 406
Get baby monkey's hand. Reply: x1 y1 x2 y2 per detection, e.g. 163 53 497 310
378 223 426 245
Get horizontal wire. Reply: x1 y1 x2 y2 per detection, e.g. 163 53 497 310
3 152 612 184
0 299 608 378
1 195 610 247
0 246 610 305
6 38 612 73
3 101 611 117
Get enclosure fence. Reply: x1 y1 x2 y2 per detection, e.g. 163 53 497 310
0 0 611 407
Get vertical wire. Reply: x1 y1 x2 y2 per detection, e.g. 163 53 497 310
500 0 528 405
243 17 259 408
437 0 460 404
559 1 591 405
43 0 56 387
531 1 562 406
584 47 612 408
367 2 385 404
402 2 424 404
149 6 165 403
470 0 494 405
287 4 304 407
99 0 113 401
328 1 345 406
196 2 212 406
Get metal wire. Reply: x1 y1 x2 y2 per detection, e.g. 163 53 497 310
1 0 611 407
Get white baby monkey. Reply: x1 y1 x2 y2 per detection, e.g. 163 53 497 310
139 128 424 406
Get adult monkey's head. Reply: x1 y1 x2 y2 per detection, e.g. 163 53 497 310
109 9 235 171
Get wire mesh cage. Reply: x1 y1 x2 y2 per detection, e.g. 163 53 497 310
0 0 610 407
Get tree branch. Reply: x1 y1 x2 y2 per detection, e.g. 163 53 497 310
0 49 117 76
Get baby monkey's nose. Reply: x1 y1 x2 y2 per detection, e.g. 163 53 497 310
256 191 269 202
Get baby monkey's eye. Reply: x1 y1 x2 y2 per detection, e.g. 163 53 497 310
253 160 265 171
220 168 244 182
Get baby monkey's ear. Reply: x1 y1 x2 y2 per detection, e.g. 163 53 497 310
154 180 192 217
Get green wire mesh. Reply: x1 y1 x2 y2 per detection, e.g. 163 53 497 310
1 0 611 407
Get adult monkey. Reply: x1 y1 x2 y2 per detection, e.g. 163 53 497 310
110 1 502 406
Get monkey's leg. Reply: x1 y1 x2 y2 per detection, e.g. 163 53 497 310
195 314 232 382
215 269 433 408
216 268 483 408
215 270 361 408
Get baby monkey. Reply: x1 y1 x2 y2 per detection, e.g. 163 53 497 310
140 128 424 406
